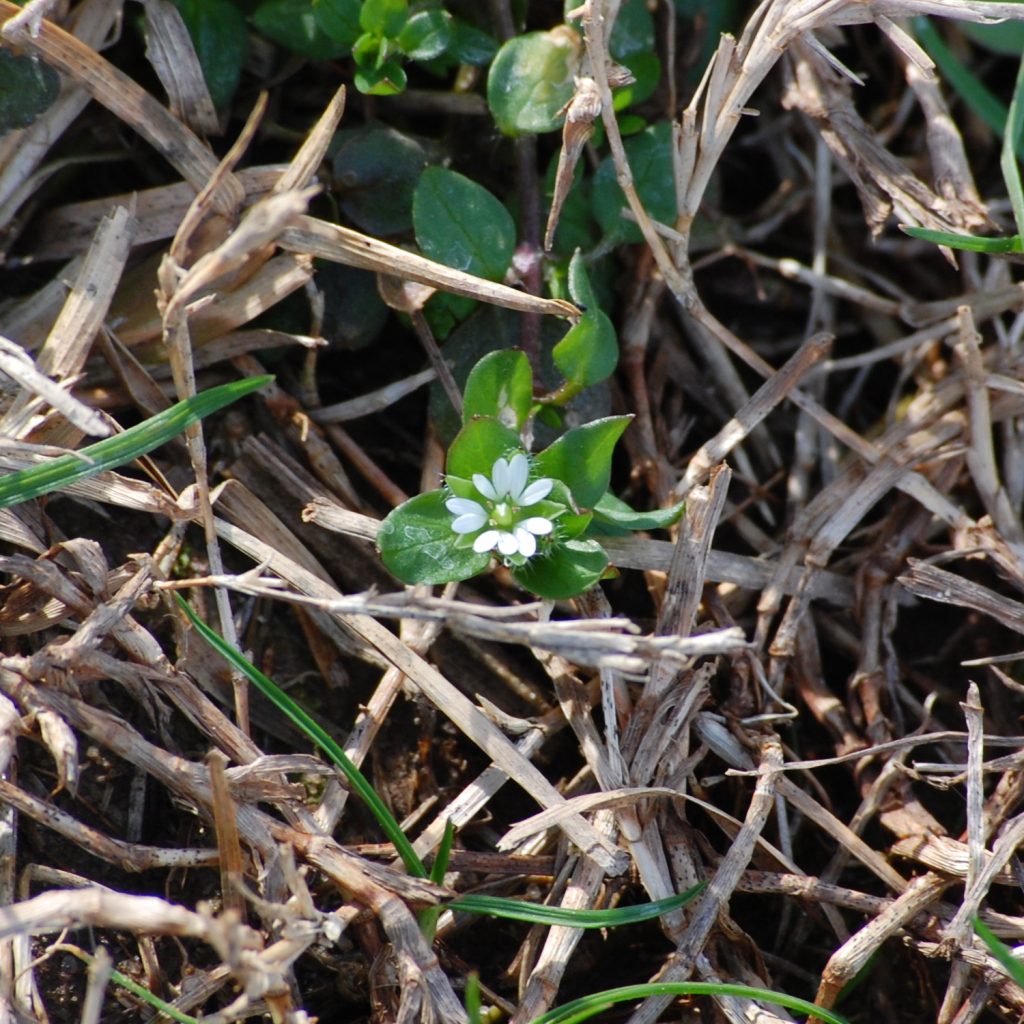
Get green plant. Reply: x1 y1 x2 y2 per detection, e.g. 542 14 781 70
377 255 683 600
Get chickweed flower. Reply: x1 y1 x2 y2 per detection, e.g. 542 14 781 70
446 453 554 561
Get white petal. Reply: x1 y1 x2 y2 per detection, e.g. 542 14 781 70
506 453 529 501
496 531 519 556
451 512 488 534
514 527 537 558
473 530 500 553
446 497 486 516
522 516 553 536
472 473 497 500
491 457 511 498
519 477 553 506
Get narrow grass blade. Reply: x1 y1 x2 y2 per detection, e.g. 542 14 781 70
176 594 428 878
465 972 484 1024
900 225 1023 253
912 18 1011 143
420 818 458 940
0 376 273 509
975 917 1024 986
451 883 704 928
528 982 851 1024
1002 53 1024 241
60 947 199 1024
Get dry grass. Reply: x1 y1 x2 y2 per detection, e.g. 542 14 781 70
3 0 1024 1021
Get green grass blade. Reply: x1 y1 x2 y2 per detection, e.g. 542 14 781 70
465 972 484 1024
176 594 428 878
1002 53 1024 240
60 947 199 1024
900 225 1023 253
912 18 1012 144
528 982 851 1024
975 917 1024 986
451 883 704 928
431 818 457 884
0 376 273 509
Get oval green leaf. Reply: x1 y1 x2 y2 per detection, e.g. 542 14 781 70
413 167 516 281
533 416 631 509
462 350 534 429
359 0 408 37
446 416 522 480
553 253 618 389
487 30 578 136
398 9 452 60
512 539 609 600
377 490 491 585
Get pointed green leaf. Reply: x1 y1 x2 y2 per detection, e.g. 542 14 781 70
413 167 516 281
512 538 608 599
900 224 1023 253
591 491 684 531
177 595 426 877
452 883 704 927
462 350 534 429
0 376 272 509
377 490 491 585
446 417 522 480
533 416 631 509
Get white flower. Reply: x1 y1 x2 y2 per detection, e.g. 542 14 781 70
446 453 555 561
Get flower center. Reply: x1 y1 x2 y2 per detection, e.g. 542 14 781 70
491 501 515 528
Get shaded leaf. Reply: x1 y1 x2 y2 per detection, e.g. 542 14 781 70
0 51 59 134
172 0 248 109
312 0 361 47
252 0 349 59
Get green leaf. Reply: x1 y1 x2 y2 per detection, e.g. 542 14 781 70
900 224 1023 253
398 9 451 60
0 377 272 509
332 124 434 236
413 167 516 281
528 982 852 1024
553 253 618 390
453 883 704 927
512 538 609 600
613 52 661 109
446 416 522 479
312 0 361 48
171 0 248 109
487 30 578 136
592 121 677 242
354 54 407 95
1002 49 1024 241
0 51 59 133
378 490 491 585
912 17 1018 148
958 4 1024 56
450 19 498 65
608 0 655 58
177 595 427 877
252 0 349 59
591 491 684 531
462 350 534 429
975 917 1024 986
533 416 631 509
359 0 408 37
